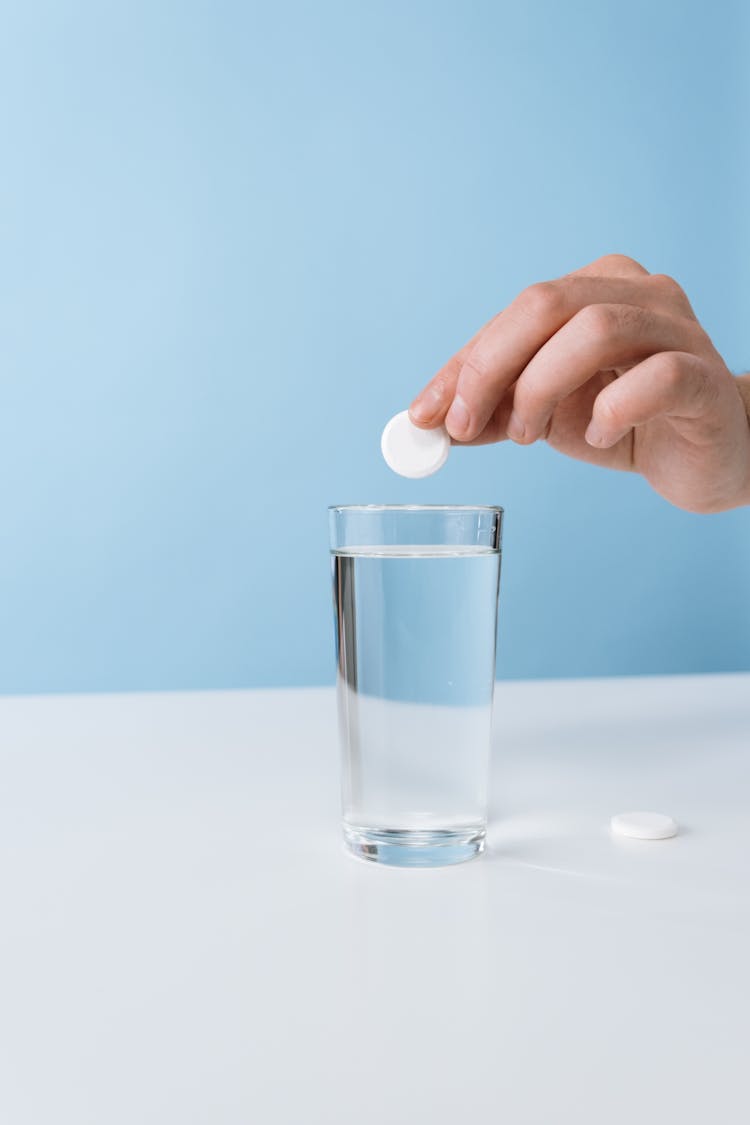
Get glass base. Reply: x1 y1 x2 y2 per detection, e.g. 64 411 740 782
343 825 485 868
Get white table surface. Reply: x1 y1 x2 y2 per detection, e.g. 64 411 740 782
0 674 748 1125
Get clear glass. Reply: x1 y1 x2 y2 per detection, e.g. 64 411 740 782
329 505 503 867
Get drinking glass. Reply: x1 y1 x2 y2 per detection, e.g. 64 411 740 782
329 505 503 867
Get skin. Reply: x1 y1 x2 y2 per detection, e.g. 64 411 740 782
409 254 750 514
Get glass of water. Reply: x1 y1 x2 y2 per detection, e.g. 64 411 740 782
329 505 503 867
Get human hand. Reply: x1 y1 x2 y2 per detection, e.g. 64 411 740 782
409 254 750 513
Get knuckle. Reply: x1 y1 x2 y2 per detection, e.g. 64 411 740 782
655 351 688 392
655 352 716 409
596 253 647 275
647 273 697 320
648 272 685 301
460 349 492 384
575 302 619 339
516 280 565 322
430 371 452 399
575 302 644 341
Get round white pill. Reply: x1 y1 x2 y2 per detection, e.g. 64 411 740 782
610 812 678 840
381 410 450 479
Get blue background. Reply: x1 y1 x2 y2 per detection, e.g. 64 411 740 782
0 0 748 694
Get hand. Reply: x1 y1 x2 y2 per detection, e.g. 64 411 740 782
409 254 750 513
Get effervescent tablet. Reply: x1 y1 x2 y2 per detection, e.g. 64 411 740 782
381 410 450 478
610 811 678 840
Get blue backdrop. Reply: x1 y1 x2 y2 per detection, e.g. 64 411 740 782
0 0 748 693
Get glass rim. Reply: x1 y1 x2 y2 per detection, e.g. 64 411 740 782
328 504 503 514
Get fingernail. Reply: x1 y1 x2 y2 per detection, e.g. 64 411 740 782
409 384 443 425
409 399 432 424
445 395 470 437
506 411 526 443
585 421 610 448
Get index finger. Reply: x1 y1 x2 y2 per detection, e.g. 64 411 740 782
409 312 499 428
